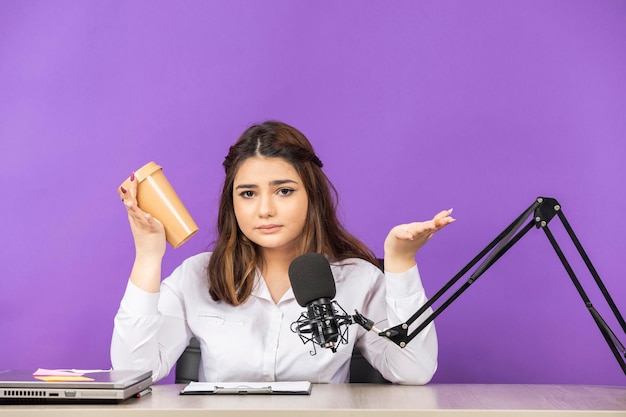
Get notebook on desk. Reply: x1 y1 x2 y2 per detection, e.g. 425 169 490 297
0 369 152 404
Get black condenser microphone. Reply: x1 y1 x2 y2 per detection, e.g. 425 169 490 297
289 253 354 354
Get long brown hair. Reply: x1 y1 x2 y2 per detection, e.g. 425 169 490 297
207 121 377 305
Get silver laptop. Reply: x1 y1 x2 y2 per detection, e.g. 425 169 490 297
0 369 152 403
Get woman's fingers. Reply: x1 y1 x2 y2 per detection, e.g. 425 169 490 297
434 208 455 228
120 172 161 230
396 209 455 240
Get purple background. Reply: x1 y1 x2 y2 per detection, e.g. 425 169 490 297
1 1 625 386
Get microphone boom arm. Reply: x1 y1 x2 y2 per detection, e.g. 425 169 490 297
356 197 626 374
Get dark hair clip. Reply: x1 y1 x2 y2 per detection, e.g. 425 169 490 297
312 155 323 168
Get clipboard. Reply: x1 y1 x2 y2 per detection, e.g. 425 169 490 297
180 381 312 395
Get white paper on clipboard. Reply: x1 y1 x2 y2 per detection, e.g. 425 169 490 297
180 380 312 395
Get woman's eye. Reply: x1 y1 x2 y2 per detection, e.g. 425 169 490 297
278 188 294 196
240 190 255 198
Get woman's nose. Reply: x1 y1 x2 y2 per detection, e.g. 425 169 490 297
258 195 276 217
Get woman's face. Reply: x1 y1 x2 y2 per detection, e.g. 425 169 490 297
233 156 309 257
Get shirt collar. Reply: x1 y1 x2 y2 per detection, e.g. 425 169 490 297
250 269 296 303
249 258 350 303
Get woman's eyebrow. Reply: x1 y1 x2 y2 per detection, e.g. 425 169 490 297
235 179 298 189
235 183 257 190
270 179 298 186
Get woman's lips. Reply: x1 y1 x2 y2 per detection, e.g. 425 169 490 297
256 224 282 233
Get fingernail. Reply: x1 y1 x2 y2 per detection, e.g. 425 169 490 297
120 186 127 194
130 172 135 181
448 208 454 214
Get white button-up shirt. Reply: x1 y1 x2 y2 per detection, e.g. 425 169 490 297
111 253 438 384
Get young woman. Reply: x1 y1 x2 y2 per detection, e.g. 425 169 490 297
111 121 454 384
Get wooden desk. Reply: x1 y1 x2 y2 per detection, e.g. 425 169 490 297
1 383 625 416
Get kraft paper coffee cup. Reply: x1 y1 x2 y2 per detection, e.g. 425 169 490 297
118 162 198 248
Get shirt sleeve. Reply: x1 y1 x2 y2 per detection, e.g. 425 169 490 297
110 258 198 382
357 263 438 385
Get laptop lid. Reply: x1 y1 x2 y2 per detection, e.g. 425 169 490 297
0 369 152 403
